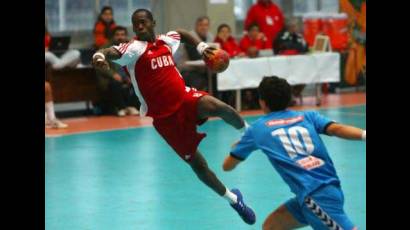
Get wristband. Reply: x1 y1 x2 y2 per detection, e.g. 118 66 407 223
93 52 105 61
196 42 209 55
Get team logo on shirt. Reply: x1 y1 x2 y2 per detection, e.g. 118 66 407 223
151 55 175 70
296 156 324 170
265 116 304 127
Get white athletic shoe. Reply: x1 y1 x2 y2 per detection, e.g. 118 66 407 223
49 119 68 129
126 107 139 116
117 109 127 117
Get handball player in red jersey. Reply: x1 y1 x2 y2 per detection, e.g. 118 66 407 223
92 9 255 224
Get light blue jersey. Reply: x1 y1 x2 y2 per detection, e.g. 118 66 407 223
231 110 340 205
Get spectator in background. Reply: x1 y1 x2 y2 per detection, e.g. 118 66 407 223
273 18 308 55
95 26 140 117
214 24 244 107
214 24 245 58
185 16 215 61
239 23 268 110
239 23 269 58
45 81 68 129
244 0 284 49
181 16 215 91
93 6 117 49
45 26 81 69
273 18 309 105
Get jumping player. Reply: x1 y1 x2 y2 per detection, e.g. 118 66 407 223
223 76 365 229
92 9 255 224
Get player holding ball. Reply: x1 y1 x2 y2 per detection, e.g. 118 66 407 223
92 9 255 224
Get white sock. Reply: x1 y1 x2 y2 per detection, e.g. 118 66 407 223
45 102 56 121
223 188 238 204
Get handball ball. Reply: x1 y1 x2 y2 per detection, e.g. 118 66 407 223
204 48 230 73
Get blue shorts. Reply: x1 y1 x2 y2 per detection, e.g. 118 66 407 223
285 185 356 230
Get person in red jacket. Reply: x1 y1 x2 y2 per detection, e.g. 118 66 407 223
239 23 268 109
214 24 245 58
239 23 269 57
244 0 284 49
93 6 117 49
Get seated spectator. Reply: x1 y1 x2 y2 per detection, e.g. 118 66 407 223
185 16 215 61
93 6 117 49
95 26 140 117
238 23 268 109
239 23 269 58
273 18 309 55
241 89 260 110
244 0 284 49
273 18 309 105
214 24 245 58
214 24 245 107
45 81 68 129
180 16 215 91
45 26 81 70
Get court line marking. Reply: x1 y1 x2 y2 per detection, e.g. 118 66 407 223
45 104 366 139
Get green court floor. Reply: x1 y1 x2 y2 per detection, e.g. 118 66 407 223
45 105 366 230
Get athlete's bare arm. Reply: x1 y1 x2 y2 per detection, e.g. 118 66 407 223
222 141 242 171
175 28 215 58
326 123 365 140
92 47 121 70
175 29 201 46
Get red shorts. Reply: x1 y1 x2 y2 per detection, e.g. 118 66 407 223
153 89 208 162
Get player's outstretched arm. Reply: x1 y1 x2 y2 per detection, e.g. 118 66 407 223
223 141 242 171
175 28 216 58
92 47 121 70
326 123 366 141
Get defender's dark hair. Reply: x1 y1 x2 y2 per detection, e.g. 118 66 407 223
258 76 292 111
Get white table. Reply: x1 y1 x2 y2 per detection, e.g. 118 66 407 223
185 53 340 111
217 52 341 110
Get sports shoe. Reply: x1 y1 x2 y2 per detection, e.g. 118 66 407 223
230 188 256 225
117 109 126 117
126 106 139 116
48 119 68 129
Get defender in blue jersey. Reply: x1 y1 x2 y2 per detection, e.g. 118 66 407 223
223 76 365 230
